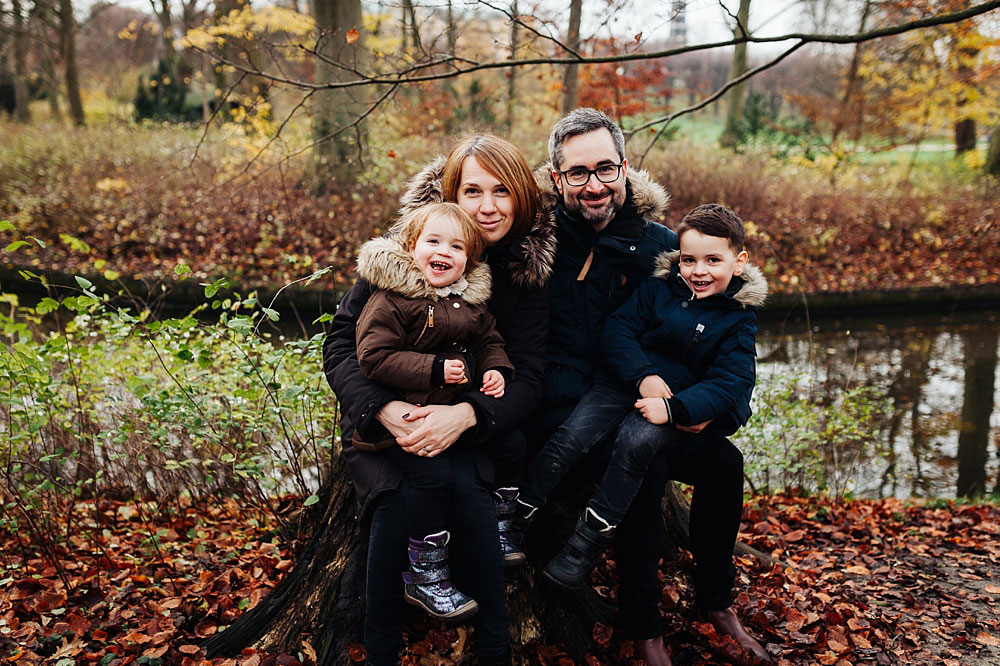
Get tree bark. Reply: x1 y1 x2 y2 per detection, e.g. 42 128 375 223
310 0 366 193
11 0 31 122
58 0 84 124
956 326 998 498
446 0 457 55
506 0 519 133
954 118 976 155
203 454 365 665
831 0 873 144
720 0 751 148
560 0 582 115
986 122 1000 175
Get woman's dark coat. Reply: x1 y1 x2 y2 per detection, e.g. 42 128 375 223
323 157 554 522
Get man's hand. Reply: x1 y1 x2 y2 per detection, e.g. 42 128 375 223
444 359 467 384
481 370 505 398
397 403 477 457
635 397 670 425
639 374 673 399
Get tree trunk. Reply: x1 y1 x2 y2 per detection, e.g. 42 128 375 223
203 454 365 665
560 0 582 115
831 0 872 144
719 0 751 148
310 0 366 193
956 327 998 498
954 118 976 155
506 0 519 133
986 122 1000 176
58 0 85 124
12 0 31 122
446 0 457 55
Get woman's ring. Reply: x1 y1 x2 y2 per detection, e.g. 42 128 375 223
422 447 430 454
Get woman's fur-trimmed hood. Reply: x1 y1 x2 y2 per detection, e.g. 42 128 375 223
355 236 493 305
396 157 555 289
652 250 768 308
534 162 671 223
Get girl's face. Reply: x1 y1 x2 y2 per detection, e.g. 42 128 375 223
411 215 469 288
456 156 515 245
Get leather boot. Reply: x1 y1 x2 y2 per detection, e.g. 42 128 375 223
634 637 672 666
402 531 478 621
542 507 615 589
707 607 771 663
493 487 526 566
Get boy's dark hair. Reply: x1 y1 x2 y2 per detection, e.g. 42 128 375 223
676 203 746 252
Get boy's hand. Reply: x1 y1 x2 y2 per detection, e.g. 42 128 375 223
635 397 670 424
481 370 505 398
639 374 673 399
444 359 467 384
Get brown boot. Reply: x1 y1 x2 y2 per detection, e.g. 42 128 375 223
633 637 672 666
708 607 771 663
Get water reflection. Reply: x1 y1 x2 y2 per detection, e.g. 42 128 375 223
755 310 1000 499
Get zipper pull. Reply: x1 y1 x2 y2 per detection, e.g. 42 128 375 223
693 323 705 343
428 305 435 328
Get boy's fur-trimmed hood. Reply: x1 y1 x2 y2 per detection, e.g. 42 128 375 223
396 157 555 289
534 162 671 223
652 250 768 308
355 236 493 305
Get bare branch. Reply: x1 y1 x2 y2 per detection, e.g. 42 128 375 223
477 0 582 59
189 72 248 167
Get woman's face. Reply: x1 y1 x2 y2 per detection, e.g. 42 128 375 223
456 156 515 245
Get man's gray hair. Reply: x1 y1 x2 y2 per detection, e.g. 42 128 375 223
548 107 625 170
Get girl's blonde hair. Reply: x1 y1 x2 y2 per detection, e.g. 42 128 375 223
441 134 540 243
398 202 486 270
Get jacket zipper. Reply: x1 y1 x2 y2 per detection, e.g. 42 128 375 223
414 304 434 346
684 323 705 353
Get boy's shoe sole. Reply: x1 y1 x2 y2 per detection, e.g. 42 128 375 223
503 552 526 566
403 591 479 622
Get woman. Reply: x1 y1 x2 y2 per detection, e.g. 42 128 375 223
323 135 553 665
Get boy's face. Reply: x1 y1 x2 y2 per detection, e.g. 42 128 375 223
412 215 469 288
678 229 748 299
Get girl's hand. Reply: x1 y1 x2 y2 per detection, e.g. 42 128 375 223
638 375 673 399
481 370 505 398
444 359 467 384
635 397 670 425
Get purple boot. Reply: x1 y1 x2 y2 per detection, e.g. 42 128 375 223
402 531 479 621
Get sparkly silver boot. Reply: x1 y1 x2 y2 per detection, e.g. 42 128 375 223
402 531 479 621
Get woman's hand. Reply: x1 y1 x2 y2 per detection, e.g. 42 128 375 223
639 375 673 399
376 400 422 439
397 403 477 457
635 397 670 425
480 370 505 398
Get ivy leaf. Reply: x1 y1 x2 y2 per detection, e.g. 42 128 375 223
303 494 319 507
5 241 28 253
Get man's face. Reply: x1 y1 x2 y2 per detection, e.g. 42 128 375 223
552 129 627 230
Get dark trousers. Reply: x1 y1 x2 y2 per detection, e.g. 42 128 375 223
382 430 525 539
520 381 677 525
362 447 509 665
524 389 744 638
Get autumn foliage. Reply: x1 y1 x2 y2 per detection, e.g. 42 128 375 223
3 494 999 664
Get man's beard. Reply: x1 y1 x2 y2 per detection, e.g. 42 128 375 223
566 187 626 226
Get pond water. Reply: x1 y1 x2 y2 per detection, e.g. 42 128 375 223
755 308 1000 499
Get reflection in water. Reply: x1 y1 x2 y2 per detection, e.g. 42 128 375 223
755 310 1000 499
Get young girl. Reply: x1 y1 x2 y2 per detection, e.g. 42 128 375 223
353 202 515 621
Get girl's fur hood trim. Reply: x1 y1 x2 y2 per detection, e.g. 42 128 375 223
356 236 493 305
534 162 671 222
652 250 768 308
397 157 555 289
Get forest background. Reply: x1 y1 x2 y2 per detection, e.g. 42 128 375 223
2 0 1000 664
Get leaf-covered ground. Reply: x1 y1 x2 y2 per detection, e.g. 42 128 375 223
2 494 998 665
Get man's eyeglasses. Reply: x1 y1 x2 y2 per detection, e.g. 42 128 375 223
558 163 623 187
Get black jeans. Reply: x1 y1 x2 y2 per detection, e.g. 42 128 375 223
362 447 509 665
520 381 676 525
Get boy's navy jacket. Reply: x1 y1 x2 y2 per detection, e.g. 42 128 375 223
601 249 768 436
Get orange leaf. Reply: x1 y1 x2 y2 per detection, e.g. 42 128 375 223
985 584 1000 594
844 565 870 575
178 644 200 654
975 633 1000 647
346 28 359 44
348 643 365 662
387 150 397 159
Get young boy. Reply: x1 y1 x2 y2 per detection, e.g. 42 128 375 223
514 203 767 588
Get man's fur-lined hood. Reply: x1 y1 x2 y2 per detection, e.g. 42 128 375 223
534 162 671 223
652 250 768 308
355 236 493 305
396 157 555 289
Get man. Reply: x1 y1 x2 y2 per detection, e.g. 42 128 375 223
526 108 769 665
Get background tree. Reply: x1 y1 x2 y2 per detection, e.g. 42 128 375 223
560 0 581 114
720 0 752 146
